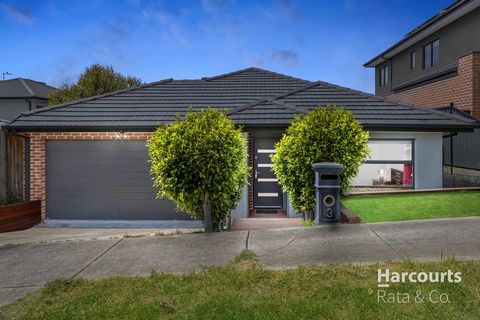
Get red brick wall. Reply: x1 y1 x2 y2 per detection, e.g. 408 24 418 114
473 53 480 119
28 132 153 219
387 53 480 118
247 132 253 215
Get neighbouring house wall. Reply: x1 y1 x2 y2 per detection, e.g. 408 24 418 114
0 130 6 201
444 128 480 170
0 98 49 122
0 129 24 202
375 8 480 96
387 53 480 118
369 131 443 189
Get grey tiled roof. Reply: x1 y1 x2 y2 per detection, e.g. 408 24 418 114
7 67 478 131
0 78 57 99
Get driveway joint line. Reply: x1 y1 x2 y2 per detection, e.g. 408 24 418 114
366 225 406 259
0 284 44 289
245 230 250 250
71 238 123 279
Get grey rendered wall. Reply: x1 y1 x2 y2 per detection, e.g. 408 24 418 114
375 8 480 95
369 131 443 189
231 185 248 221
230 132 255 223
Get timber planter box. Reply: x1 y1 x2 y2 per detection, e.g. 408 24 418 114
0 200 41 233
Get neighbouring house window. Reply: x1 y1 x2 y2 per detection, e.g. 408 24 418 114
379 65 389 87
410 51 416 69
352 139 414 188
423 39 439 69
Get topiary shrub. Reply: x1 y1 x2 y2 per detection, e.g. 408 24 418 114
271 106 369 220
148 108 248 232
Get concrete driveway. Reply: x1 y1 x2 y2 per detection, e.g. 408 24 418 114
1 217 480 307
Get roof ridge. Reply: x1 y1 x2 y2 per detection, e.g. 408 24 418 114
19 78 34 96
202 67 257 81
227 80 320 115
248 67 311 83
17 78 174 118
203 66 310 83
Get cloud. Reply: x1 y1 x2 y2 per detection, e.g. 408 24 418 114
201 0 226 14
271 49 298 67
263 0 300 22
1 3 34 24
79 17 133 62
343 0 356 13
141 8 188 44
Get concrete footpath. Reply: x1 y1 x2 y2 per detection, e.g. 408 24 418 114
1 217 480 306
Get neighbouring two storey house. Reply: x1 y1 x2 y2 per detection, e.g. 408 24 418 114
364 0 480 180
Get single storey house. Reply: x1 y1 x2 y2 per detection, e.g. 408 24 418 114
5 68 478 226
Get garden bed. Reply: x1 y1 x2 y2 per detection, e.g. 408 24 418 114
342 190 480 223
0 200 41 233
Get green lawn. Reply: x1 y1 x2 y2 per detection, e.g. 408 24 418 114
342 191 480 223
1 252 480 319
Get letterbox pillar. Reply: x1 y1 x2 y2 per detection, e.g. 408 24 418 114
312 162 343 224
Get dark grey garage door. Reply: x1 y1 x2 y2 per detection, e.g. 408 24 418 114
46 140 189 220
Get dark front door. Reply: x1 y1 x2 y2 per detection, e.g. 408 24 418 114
253 138 283 208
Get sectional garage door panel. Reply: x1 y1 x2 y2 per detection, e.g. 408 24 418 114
46 140 190 220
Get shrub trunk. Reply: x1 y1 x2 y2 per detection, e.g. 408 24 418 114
304 208 314 221
203 193 213 232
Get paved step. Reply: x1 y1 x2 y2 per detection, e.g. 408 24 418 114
231 218 303 231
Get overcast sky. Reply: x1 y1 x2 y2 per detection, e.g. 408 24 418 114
0 0 452 93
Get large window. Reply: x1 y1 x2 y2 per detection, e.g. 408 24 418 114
352 140 414 188
423 39 439 69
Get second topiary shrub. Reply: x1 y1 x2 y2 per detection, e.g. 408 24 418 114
271 106 369 220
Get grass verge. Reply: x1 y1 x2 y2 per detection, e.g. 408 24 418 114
1 255 479 319
342 190 480 223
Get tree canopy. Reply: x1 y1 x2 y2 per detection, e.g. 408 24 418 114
272 106 369 219
49 64 142 105
148 108 248 232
